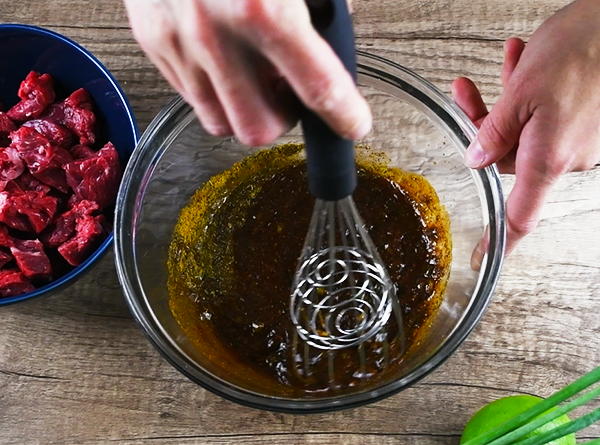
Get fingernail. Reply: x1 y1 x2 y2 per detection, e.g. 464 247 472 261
204 124 233 138
350 113 372 140
357 118 372 139
465 139 486 168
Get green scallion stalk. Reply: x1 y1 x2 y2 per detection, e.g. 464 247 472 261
487 385 600 445
461 365 600 445
512 406 600 445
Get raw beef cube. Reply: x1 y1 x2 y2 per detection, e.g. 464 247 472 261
0 147 25 191
0 113 16 147
0 113 15 135
73 199 100 214
10 126 73 192
67 193 81 209
0 268 35 297
96 214 111 233
0 193 30 232
42 216 77 249
7 72 55 122
16 72 54 102
42 199 99 249
0 224 12 247
10 239 51 279
58 214 106 266
10 125 44 151
63 88 96 146
23 118 74 148
70 144 95 159
64 142 121 210
0 190 58 233
2 182 20 195
0 247 13 268
40 102 65 123
5 171 52 195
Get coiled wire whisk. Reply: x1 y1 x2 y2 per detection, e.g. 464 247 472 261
290 197 405 384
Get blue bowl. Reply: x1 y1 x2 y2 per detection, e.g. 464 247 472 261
0 24 138 306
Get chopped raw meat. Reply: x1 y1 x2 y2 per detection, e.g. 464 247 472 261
40 102 65 123
0 192 29 232
0 112 16 147
0 247 12 268
67 193 82 209
0 224 12 247
97 214 112 233
10 238 51 279
23 118 74 148
0 190 58 233
58 214 106 266
0 225 52 279
0 147 25 191
0 71 123 298
5 171 52 195
0 269 35 297
10 126 73 192
7 72 55 123
0 113 15 134
2 182 19 195
64 142 121 210
42 217 76 249
9 125 44 151
63 88 96 146
70 144 95 159
42 199 99 249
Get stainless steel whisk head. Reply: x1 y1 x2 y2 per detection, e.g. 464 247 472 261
290 196 405 385
290 196 396 350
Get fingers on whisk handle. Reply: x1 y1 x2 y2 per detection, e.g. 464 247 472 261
302 0 357 201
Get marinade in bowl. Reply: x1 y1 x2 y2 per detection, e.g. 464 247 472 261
167 143 452 397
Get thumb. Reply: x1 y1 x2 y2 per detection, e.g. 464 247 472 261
464 89 529 169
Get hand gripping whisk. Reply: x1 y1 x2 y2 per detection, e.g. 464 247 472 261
290 0 405 385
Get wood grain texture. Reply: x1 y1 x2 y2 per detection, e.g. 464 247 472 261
1 0 599 444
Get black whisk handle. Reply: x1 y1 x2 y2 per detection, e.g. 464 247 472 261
302 0 357 201
305 0 357 81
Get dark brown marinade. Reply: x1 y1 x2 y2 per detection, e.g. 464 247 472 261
168 143 451 397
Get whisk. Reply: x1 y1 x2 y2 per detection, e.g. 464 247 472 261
290 0 405 385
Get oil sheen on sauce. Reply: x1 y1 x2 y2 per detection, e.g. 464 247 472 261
167 143 452 397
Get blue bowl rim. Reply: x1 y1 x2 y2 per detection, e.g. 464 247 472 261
0 23 139 306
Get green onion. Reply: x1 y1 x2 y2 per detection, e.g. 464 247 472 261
487 385 600 445
461 365 600 445
513 406 600 445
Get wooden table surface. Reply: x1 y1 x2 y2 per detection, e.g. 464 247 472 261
1 0 600 444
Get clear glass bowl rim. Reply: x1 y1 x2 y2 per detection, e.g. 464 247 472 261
114 50 506 413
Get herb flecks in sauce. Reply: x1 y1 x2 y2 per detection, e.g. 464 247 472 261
168 143 451 397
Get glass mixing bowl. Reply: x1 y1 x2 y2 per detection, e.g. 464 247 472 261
114 51 505 413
